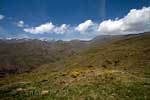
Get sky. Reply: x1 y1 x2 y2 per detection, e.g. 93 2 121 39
0 0 150 40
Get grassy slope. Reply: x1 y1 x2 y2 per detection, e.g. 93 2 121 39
65 33 150 74
0 33 150 100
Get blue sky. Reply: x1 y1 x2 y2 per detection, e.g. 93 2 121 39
0 0 150 40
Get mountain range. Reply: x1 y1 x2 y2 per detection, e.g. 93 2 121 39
0 32 150 100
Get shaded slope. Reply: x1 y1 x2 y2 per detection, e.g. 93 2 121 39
0 39 88 75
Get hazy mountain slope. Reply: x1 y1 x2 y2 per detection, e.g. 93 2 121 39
0 33 149 76
0 39 88 75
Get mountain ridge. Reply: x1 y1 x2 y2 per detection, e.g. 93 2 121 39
0 32 149 76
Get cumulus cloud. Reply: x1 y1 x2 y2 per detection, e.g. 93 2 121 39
0 15 5 20
23 20 96 35
23 7 150 36
54 24 69 34
24 22 55 34
98 7 150 34
24 22 70 34
17 20 25 27
75 20 94 33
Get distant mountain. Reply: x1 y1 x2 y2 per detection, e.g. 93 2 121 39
0 32 149 76
0 38 89 75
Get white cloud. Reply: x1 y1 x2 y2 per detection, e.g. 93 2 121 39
24 22 55 34
98 7 150 34
75 20 94 33
24 22 70 34
23 7 150 36
98 19 123 34
17 20 25 27
0 15 5 20
54 24 69 34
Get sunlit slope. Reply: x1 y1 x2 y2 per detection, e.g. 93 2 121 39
64 33 150 74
